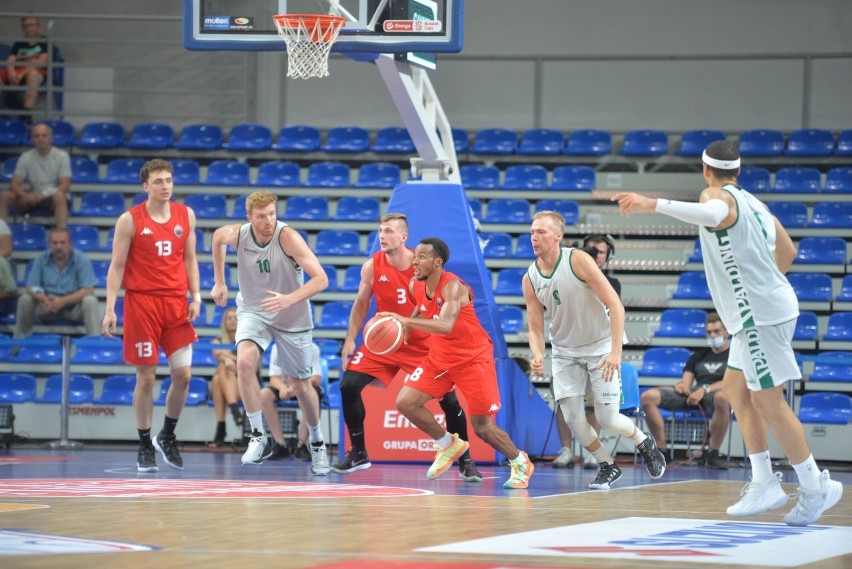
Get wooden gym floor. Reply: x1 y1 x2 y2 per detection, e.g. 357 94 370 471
0 444 851 569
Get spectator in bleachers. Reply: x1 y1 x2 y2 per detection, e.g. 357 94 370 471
523 211 665 490
0 218 15 313
613 139 842 526
208 306 244 448
13 226 99 338
0 17 49 122
260 342 323 461
640 311 731 469
0 122 71 227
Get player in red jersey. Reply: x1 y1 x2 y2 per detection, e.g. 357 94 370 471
388 237 534 489
330 214 481 481
102 159 201 473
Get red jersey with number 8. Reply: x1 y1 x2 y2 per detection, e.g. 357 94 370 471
124 202 190 296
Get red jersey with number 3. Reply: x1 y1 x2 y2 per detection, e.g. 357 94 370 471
372 249 428 344
412 270 493 368
124 201 190 296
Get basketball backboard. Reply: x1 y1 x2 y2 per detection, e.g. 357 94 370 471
182 0 463 54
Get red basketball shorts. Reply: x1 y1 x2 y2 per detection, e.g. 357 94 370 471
122 292 197 366
405 356 502 416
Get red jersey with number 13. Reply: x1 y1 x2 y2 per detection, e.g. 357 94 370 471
372 249 428 344
123 201 190 296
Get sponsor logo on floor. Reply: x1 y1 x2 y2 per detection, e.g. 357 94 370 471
418 517 852 567
0 530 155 556
0 478 434 499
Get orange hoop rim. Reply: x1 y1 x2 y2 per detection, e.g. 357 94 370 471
273 14 347 31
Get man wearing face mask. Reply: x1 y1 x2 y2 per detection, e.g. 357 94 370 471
640 311 731 469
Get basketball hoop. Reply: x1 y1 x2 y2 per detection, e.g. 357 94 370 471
273 14 347 79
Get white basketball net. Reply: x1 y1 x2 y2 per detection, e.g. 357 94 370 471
274 15 346 80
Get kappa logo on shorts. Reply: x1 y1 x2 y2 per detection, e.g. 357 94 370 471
488 403 500 412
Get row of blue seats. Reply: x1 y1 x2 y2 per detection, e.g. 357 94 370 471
2 119 852 158
673 271 852 303
687 236 850 265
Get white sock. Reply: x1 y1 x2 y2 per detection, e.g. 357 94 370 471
308 422 323 444
792 454 821 492
247 410 263 434
509 452 524 464
749 450 774 482
629 427 648 445
591 445 614 465
435 432 453 448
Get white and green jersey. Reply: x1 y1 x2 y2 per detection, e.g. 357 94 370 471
699 184 798 334
236 221 313 332
527 247 619 357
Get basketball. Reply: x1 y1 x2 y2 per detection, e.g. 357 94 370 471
363 315 403 356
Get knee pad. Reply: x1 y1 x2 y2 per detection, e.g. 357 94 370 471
559 396 597 447
594 399 636 436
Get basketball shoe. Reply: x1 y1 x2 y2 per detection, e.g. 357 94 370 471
426 433 469 480
459 456 483 483
552 446 574 468
153 432 183 470
636 433 666 479
503 451 534 489
265 441 291 461
784 470 843 526
330 449 371 474
242 430 267 465
589 462 622 490
137 444 158 473
727 472 789 516
309 441 330 475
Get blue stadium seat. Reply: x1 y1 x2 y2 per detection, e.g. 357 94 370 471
797 392 851 425
517 128 564 156
767 201 808 228
459 164 500 189
470 128 517 154
493 268 527 296
0 373 37 402
174 124 223 150
206 302 236 328
773 167 821 193
184 194 227 219
67 224 101 251
677 130 725 156
92 259 110 286
194 228 210 253
285 195 329 220
204 160 250 186
482 232 513 258
273 125 321 152
71 335 124 365
371 126 415 153
535 199 579 225
305 264 338 291
786 273 832 302
339 265 361 292
10 223 47 250
156 377 208 406
738 129 784 156
687 238 703 262
95 375 136 405
37 374 94 404
836 129 852 156
468 198 483 220
502 164 548 190
823 167 852 194
620 129 668 156
497 305 524 333
549 165 596 191
564 129 612 156
304 161 350 187
0 119 28 146
513 234 535 259
793 311 818 341
254 160 300 186
334 196 380 221
75 192 125 217
838 275 852 302
451 127 469 152
75 121 125 148
353 162 401 189
70 157 99 183
1 156 17 182
794 237 846 265
131 193 150 207
314 230 361 256
42 119 75 147
9 334 62 364
199 263 229 289
784 128 834 157
363 231 378 254
321 126 370 153
737 166 771 193
192 348 218 367
230 195 247 219
824 312 852 342
223 123 272 151
124 123 174 149
102 158 146 184
483 198 531 224
317 301 353 329
672 271 711 300
640 347 692 377
655 308 707 338
810 351 852 383
810 202 851 228
170 159 201 185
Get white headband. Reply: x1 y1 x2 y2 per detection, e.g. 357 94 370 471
702 150 740 170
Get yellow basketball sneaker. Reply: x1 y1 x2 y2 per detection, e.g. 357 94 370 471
503 450 535 489
426 434 469 480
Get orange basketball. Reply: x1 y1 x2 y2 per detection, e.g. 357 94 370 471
363 315 403 356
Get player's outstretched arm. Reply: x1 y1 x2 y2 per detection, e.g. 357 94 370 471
210 224 239 306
